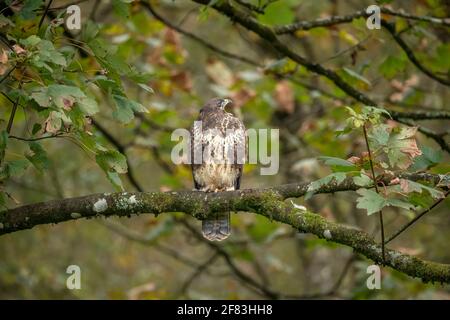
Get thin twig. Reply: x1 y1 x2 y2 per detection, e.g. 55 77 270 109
1 92 16 104
363 123 385 262
140 2 261 67
9 133 65 141
385 191 449 244
0 64 17 85
179 252 220 296
284 254 355 299
381 20 449 86
6 70 24 134
38 0 54 30
179 218 281 299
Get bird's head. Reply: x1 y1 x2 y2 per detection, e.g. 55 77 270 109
202 98 233 112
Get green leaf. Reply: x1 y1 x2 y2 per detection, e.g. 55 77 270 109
32 123 42 135
36 40 67 66
4 159 29 177
306 172 347 199
25 142 49 172
385 198 415 211
33 85 88 110
379 55 407 79
357 188 416 215
20 34 41 47
318 156 357 172
410 145 443 171
258 1 295 25
137 83 154 94
386 126 421 169
88 38 114 58
112 0 131 19
81 21 100 43
106 171 124 191
31 89 51 107
356 189 385 215
317 156 355 167
369 124 390 147
112 95 147 124
47 84 85 100
353 174 373 187
340 67 371 90
430 43 450 72
96 150 128 174
19 0 43 19
399 179 444 199
96 150 128 191
94 76 123 94
77 97 99 115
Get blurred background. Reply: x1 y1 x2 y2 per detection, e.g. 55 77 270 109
0 0 449 299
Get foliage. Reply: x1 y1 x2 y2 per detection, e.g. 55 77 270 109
0 0 449 300
315 106 445 216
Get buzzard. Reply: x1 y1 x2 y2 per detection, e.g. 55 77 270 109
190 98 246 241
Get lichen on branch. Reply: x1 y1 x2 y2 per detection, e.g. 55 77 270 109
0 172 448 284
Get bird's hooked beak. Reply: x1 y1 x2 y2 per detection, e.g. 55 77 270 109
220 98 232 109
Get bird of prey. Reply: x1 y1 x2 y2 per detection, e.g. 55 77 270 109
190 98 246 241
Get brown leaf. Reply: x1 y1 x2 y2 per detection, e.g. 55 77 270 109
347 156 361 164
0 64 7 76
127 282 156 300
12 44 26 55
0 50 8 64
389 76 419 102
44 112 62 134
274 80 295 114
402 137 422 158
399 178 409 192
205 58 235 88
62 97 75 111
231 87 256 108
170 71 192 92
164 28 181 47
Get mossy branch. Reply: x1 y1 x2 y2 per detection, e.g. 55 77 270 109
0 172 448 283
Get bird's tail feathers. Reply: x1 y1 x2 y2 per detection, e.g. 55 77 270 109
202 212 230 241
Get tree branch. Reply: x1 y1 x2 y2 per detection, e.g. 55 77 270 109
273 8 450 34
381 20 450 86
140 2 261 67
388 110 450 121
0 172 448 283
385 190 450 244
142 2 449 124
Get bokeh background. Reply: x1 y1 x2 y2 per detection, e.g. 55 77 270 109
0 0 449 299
